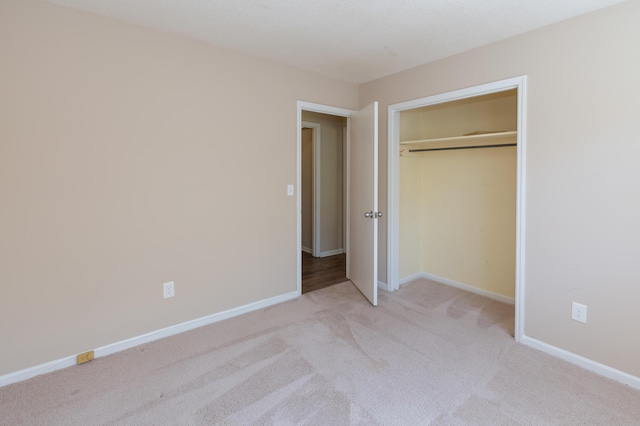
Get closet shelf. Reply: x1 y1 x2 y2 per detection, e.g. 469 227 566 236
400 130 516 151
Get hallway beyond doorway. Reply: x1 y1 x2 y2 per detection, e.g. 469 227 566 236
301 252 346 294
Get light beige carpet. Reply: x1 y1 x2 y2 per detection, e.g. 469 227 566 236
1 279 639 425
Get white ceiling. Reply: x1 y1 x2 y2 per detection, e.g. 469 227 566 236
48 0 626 84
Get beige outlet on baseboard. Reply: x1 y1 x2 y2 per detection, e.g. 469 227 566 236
77 350 94 365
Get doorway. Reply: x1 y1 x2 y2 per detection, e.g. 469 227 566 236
387 76 527 341
297 102 355 296
301 112 347 293
297 100 380 305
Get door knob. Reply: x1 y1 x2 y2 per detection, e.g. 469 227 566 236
364 211 383 219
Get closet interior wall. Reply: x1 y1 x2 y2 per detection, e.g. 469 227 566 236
399 90 518 299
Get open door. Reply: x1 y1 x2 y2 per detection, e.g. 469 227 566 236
348 102 379 306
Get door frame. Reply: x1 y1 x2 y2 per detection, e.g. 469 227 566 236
387 76 528 342
297 101 356 295
301 121 321 257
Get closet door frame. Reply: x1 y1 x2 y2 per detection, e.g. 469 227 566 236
387 76 528 342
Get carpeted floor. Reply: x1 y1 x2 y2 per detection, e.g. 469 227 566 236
1 279 639 425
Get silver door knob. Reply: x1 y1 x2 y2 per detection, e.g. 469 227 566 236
364 211 374 218
375 212 383 218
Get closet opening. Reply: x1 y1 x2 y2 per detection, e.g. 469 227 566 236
387 76 527 341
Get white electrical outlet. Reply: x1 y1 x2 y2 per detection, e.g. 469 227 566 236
571 302 587 323
287 184 294 196
163 281 175 299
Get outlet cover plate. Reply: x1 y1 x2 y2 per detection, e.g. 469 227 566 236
571 302 587 323
163 281 175 299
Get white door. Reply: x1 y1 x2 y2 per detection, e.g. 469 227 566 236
348 102 379 306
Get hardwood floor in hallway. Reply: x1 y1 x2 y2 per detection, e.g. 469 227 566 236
301 251 347 294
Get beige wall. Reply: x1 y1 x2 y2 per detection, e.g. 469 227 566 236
0 0 358 376
399 156 422 277
361 1 640 377
319 121 345 255
301 111 346 256
301 128 313 251
400 92 517 298
419 147 516 298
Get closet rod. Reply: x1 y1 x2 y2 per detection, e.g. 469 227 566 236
409 143 516 153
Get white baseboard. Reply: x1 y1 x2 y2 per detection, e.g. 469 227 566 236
301 246 312 254
378 281 389 291
0 290 299 388
319 248 344 258
400 272 515 305
522 335 640 391
0 355 78 390
399 272 427 286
